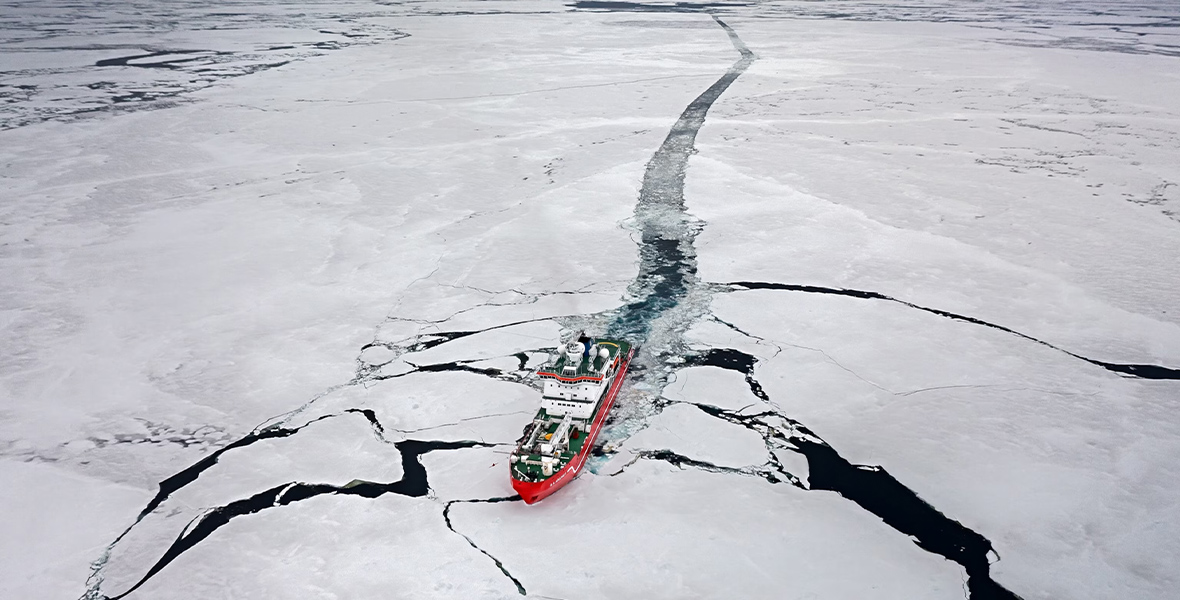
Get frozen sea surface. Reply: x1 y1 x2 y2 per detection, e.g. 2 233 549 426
2 1 1179 599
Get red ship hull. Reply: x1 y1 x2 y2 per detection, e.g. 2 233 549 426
512 347 634 504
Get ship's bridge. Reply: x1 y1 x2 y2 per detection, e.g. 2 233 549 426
537 339 620 419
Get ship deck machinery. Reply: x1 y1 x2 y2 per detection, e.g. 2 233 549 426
509 336 632 500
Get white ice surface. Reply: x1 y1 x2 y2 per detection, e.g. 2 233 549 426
3 2 1179 599
662 365 764 412
701 290 1180 599
120 494 521 600
168 412 401 511
0 460 150 600
401 320 561 366
683 14 1180 599
452 460 963 599
299 371 537 441
620 400 769 469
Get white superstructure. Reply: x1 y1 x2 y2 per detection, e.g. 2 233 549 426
539 338 619 419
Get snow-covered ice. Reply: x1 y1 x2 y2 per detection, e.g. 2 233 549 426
3 1 1179 599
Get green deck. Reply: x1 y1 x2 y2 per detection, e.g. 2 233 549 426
510 408 590 478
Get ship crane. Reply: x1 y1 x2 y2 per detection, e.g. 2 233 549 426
510 335 635 503
549 413 573 454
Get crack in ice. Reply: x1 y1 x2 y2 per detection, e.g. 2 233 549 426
724 280 1180 380
93 437 495 600
442 496 527 596
649 347 1023 599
